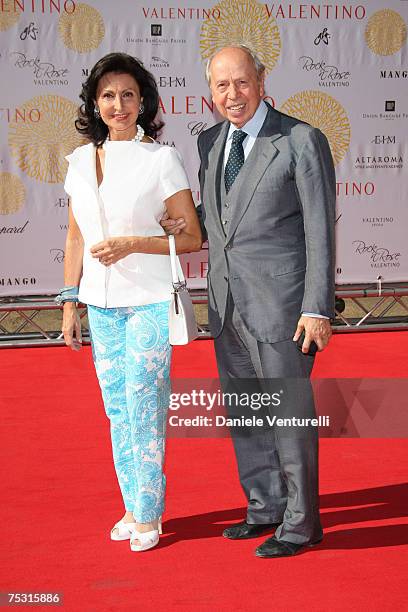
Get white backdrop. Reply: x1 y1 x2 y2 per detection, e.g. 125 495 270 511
0 0 407 296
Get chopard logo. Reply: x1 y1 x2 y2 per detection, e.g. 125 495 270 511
0 221 29 234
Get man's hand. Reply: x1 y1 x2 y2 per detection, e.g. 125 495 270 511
90 237 133 266
160 211 186 235
293 315 332 353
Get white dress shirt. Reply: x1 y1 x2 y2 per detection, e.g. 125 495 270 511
64 141 190 308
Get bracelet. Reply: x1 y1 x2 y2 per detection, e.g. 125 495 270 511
55 294 79 305
55 285 79 305
60 285 79 294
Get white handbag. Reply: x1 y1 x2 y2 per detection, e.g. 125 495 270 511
168 235 199 345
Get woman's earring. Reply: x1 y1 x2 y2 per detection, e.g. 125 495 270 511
94 106 100 119
139 103 144 115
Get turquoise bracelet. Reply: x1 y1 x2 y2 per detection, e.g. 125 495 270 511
55 285 79 305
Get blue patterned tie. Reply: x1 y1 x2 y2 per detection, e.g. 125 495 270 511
224 130 247 193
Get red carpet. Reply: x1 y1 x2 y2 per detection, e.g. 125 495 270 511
1 333 407 611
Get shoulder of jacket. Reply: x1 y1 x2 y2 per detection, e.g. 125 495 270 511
271 110 325 149
199 121 224 143
277 109 317 136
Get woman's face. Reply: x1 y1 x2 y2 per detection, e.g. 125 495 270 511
95 71 142 140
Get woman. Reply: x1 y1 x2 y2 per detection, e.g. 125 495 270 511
61 52 202 552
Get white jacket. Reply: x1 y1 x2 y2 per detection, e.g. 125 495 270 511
64 141 190 308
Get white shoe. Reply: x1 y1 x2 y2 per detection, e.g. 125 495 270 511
110 519 137 541
158 517 163 535
130 528 159 552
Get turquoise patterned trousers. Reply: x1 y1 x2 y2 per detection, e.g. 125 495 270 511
87 301 171 523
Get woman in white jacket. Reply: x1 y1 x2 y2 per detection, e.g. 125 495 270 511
61 52 201 552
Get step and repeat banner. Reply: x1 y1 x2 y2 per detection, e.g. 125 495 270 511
0 0 407 296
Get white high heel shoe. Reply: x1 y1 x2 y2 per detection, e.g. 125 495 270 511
110 519 137 541
130 528 159 552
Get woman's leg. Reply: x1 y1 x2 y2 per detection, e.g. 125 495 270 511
87 305 138 519
125 301 171 531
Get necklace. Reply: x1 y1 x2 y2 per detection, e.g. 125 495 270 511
103 124 145 148
133 124 145 141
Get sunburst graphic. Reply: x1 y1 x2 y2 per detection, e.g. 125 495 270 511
58 2 105 53
200 0 281 74
281 91 351 166
365 9 407 56
8 95 84 184
0 173 26 215
0 6 22 31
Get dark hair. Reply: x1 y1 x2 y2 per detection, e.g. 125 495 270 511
75 52 164 146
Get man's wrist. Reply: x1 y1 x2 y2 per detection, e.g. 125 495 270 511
302 312 329 319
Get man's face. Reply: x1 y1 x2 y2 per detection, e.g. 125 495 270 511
209 48 264 128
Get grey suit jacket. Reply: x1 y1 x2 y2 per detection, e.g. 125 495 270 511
197 103 336 343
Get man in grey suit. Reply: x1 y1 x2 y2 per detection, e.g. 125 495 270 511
164 45 336 558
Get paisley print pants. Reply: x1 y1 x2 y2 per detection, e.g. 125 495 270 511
87 302 171 523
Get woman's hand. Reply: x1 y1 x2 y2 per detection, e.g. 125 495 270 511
90 237 133 266
62 303 82 351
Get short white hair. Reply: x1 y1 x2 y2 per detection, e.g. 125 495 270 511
205 44 265 85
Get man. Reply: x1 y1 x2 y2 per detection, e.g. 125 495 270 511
164 45 336 558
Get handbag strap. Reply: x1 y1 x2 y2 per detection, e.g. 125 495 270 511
168 235 186 286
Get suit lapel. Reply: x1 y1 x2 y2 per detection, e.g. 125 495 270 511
226 107 283 242
203 121 229 236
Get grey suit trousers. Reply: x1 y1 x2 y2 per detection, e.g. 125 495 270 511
214 293 323 545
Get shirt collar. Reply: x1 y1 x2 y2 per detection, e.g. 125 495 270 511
227 100 268 141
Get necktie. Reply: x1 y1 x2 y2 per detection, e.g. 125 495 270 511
224 130 247 193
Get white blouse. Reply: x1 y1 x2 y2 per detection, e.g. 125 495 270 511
64 140 190 308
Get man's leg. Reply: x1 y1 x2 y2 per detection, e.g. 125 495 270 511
256 338 323 545
214 295 287 525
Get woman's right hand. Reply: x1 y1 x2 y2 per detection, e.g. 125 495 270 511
62 302 82 351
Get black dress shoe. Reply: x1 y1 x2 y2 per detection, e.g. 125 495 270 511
223 521 279 540
255 535 323 558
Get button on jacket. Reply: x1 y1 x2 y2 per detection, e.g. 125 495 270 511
64 141 190 308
